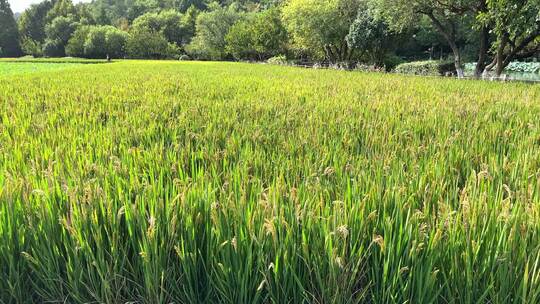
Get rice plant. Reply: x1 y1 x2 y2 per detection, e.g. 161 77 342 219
1 61 540 303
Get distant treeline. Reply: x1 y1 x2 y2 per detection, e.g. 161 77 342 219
0 0 539 77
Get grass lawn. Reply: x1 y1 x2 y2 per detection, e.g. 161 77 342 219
1 60 540 303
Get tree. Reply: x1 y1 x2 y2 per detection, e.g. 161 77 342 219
173 0 209 12
375 0 485 78
66 25 91 57
66 25 128 58
83 25 108 58
105 27 129 58
186 3 243 59
43 16 78 56
46 0 77 22
180 5 199 45
18 0 83 57
225 8 287 60
132 10 185 46
346 7 396 67
18 1 54 55
471 0 490 78
94 3 112 25
282 0 361 63
75 3 95 25
225 17 254 59
480 0 540 77
0 0 21 57
127 0 160 21
83 25 129 59
131 8 199 54
127 28 179 58
89 0 132 23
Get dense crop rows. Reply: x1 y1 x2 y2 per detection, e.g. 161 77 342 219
1 61 540 303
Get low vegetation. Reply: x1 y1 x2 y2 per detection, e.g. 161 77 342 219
394 60 456 76
1 60 540 303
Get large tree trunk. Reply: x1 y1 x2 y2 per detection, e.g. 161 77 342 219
325 42 353 64
487 28 540 78
497 32 539 77
426 13 464 78
474 0 489 79
495 34 509 77
452 47 465 78
336 41 350 63
483 57 497 78
324 45 335 63
474 26 489 78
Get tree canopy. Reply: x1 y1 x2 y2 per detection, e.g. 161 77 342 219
0 0 21 57
2 0 538 77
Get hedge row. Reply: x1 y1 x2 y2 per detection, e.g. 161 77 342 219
394 60 456 76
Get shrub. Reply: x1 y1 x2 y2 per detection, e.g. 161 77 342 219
394 60 456 76
383 55 405 71
267 55 289 65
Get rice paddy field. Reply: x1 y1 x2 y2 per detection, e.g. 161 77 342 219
1 60 540 303
0 58 112 76
0 61 83 76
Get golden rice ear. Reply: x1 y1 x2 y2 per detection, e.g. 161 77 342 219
372 234 385 252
